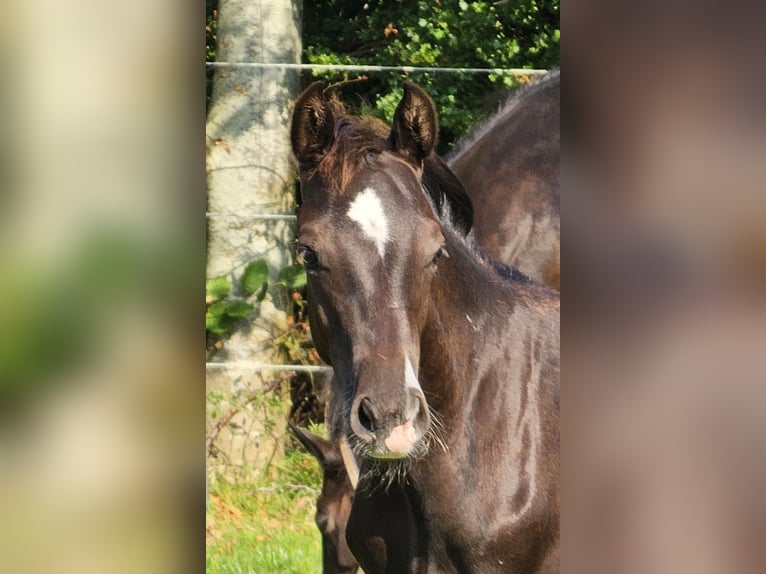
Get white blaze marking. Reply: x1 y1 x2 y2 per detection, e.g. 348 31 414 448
391 357 423 450
405 357 422 392
347 187 389 258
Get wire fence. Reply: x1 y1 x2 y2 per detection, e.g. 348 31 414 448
206 362 332 374
205 212 297 220
206 61 548 76
204 61 549 232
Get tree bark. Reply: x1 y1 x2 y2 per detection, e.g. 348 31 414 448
206 0 302 479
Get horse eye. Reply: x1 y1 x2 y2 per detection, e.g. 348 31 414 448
297 245 320 270
431 245 449 265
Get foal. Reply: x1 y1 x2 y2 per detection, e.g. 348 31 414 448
291 81 559 573
288 422 361 574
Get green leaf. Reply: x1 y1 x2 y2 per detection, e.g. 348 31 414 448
206 302 236 334
277 264 307 289
255 282 268 303
221 300 255 318
241 259 269 296
206 276 231 301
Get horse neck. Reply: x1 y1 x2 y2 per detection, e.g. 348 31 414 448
417 232 560 474
418 233 512 413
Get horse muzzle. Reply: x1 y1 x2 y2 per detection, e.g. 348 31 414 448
349 389 430 459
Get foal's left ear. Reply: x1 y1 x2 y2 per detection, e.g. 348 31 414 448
291 82 335 171
389 82 438 164
287 421 337 467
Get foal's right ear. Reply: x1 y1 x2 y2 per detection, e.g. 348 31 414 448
389 82 438 165
291 82 335 171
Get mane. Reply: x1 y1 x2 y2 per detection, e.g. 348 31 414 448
446 69 560 165
316 101 474 234
316 113 390 192
460 226 561 308
424 148 561 309
422 182 548 292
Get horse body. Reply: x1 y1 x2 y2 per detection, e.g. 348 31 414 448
448 71 560 290
348 230 559 573
291 81 559 573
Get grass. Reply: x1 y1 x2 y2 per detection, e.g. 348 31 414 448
206 438 324 574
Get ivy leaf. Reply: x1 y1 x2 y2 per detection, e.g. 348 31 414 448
206 301 236 334
277 264 307 289
258 283 269 302
206 276 232 301
241 259 269 296
222 300 255 318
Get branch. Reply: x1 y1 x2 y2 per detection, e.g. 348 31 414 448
206 390 265 455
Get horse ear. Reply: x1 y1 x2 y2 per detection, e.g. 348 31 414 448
288 421 336 466
291 82 335 171
389 82 438 164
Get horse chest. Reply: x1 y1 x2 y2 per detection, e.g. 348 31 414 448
403 399 557 570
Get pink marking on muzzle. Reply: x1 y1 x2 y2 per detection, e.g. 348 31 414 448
384 419 418 453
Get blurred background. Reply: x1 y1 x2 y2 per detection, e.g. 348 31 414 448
1 0 202 572
567 2 766 572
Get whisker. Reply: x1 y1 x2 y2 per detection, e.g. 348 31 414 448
340 402 449 495
425 406 450 454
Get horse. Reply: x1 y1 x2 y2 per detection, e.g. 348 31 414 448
288 422 361 574
291 80 560 572
289 421 427 573
291 72 560 572
448 70 560 290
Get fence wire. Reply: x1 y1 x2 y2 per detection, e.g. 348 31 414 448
205 212 297 221
206 362 331 374
206 61 548 76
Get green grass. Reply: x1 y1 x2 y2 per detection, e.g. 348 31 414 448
206 442 324 573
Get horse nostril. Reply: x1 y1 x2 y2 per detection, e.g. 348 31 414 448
358 397 375 433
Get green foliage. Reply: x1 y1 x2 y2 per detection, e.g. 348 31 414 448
303 0 560 151
205 276 231 300
205 0 218 61
240 259 269 299
205 260 312 364
206 1 559 147
205 262 263 338
277 264 307 290
205 270 255 336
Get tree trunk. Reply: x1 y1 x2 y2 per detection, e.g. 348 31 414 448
206 0 302 480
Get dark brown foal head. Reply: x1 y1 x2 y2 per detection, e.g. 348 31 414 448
288 423 360 574
291 82 467 460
